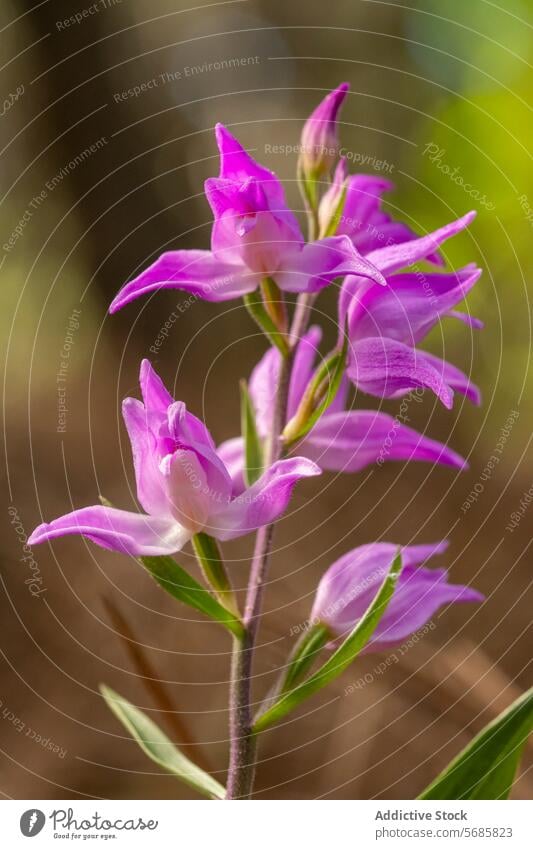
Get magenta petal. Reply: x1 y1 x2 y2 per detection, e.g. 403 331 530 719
419 351 481 405
366 211 476 274
369 565 484 650
217 437 245 494
122 398 171 517
109 250 253 312
348 265 482 345
167 402 233 503
215 123 286 208
139 359 173 421
27 506 189 556
447 310 484 330
275 235 386 294
347 337 455 408
287 325 323 417
248 325 323 437
248 346 280 438
207 457 321 540
301 410 467 472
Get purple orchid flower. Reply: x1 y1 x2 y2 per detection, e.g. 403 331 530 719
340 212 483 409
218 325 467 494
28 360 320 556
310 541 483 652
319 158 443 262
109 122 386 313
299 82 350 179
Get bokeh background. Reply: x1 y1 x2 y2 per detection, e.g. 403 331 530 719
1 0 532 799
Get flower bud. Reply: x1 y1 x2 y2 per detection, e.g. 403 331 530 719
299 83 350 184
318 157 348 237
310 542 483 652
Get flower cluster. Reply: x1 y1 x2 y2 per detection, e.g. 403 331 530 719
29 83 484 799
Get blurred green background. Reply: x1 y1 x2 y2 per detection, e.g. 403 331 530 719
1 0 531 799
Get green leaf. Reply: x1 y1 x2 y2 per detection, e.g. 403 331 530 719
283 338 348 446
139 555 244 640
240 379 263 487
191 533 240 617
243 290 289 357
254 551 403 732
100 685 225 799
419 686 533 800
278 623 331 695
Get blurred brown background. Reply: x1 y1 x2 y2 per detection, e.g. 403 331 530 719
1 0 532 799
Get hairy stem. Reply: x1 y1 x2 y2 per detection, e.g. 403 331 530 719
226 292 315 799
225 348 293 799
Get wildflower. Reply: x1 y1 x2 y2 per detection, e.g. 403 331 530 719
28 361 320 555
109 123 385 313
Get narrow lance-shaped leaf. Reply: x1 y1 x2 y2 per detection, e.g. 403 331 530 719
101 598 211 772
419 686 533 800
100 685 225 800
259 623 330 717
140 555 244 640
240 379 263 487
278 623 331 695
254 551 403 732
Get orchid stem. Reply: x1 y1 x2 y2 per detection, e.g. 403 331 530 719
225 346 294 799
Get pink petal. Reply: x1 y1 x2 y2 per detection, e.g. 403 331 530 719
419 350 481 405
207 457 321 540
275 235 386 294
122 397 171 517
109 250 253 312
248 326 324 438
302 410 466 471
138 359 174 437
366 211 476 274
217 437 245 494
347 337 455 409
215 123 287 209
348 264 482 344
28 506 189 556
